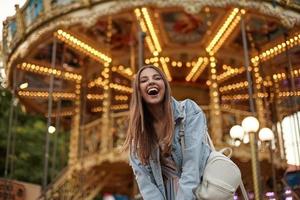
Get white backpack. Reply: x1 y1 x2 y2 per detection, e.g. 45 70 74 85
179 101 249 200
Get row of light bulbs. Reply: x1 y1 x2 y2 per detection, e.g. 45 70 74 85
251 33 300 63
217 65 245 83
145 57 203 69
111 104 129 110
135 7 172 80
159 58 172 81
134 8 158 55
91 107 103 112
114 95 129 101
206 8 243 54
18 62 82 82
186 57 209 82
135 8 161 55
87 94 104 100
109 83 133 93
219 81 248 93
111 65 133 78
273 68 300 81
278 91 300 97
88 76 132 93
18 90 76 99
257 92 269 98
210 12 242 55
55 29 112 63
88 77 108 88
221 92 270 101
56 29 136 85
211 33 300 86
86 93 129 101
48 111 74 117
141 7 162 53
221 94 249 101
144 57 172 81
252 61 262 90
209 57 221 116
263 79 273 87
101 67 110 79
91 104 129 112
145 56 170 64
17 87 94 101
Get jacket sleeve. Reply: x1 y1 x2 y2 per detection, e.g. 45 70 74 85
176 100 211 200
129 153 165 200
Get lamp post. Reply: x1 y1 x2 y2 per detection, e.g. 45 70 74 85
242 116 262 200
259 128 277 197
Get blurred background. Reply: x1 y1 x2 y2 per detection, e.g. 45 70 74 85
0 0 300 199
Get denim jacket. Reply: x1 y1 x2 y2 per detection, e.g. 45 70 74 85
129 98 211 200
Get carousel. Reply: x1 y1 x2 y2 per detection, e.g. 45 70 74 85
2 0 300 199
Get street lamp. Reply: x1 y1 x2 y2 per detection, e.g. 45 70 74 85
258 128 274 142
242 116 260 133
230 125 245 140
242 116 262 200
259 128 277 197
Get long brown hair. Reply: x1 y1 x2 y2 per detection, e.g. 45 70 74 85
123 65 174 164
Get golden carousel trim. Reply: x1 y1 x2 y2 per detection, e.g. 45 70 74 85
3 0 300 79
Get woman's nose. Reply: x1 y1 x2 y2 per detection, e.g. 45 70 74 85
148 79 155 85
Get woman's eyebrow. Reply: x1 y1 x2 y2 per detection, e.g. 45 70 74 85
140 76 148 79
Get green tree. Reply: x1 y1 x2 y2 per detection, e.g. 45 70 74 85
0 88 69 185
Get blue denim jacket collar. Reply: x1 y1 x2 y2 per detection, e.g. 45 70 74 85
172 97 184 122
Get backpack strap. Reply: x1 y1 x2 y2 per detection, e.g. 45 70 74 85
205 129 216 151
240 181 249 200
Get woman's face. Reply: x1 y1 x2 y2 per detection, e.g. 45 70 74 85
139 67 166 105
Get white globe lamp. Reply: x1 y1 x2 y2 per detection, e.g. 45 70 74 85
258 127 274 142
48 126 56 134
230 125 245 140
242 116 259 133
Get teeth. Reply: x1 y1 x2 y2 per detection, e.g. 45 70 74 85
148 88 158 92
147 87 159 95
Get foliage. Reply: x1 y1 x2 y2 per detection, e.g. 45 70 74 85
0 88 69 185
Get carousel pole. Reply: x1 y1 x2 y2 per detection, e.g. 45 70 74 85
50 44 65 180
241 15 262 200
4 68 17 179
208 56 223 145
78 67 88 199
10 100 18 177
43 38 57 191
138 26 146 69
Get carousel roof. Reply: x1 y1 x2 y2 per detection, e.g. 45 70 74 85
2 0 300 124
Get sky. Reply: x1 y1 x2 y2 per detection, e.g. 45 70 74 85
0 0 26 85
0 0 27 39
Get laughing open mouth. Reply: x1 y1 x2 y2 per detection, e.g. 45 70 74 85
147 88 159 95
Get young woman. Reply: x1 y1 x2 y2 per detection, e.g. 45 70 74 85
123 65 211 200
